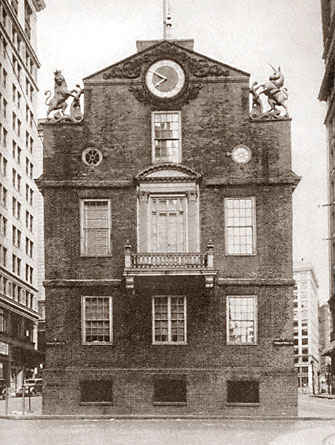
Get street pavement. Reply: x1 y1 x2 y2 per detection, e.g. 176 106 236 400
0 393 334 445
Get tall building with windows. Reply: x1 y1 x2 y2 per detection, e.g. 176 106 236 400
293 264 320 393
38 37 299 415
0 0 45 393
319 0 335 387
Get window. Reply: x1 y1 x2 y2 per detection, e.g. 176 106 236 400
81 200 111 256
0 245 7 267
25 264 33 284
0 185 7 208
12 226 21 248
224 197 256 255
152 111 181 163
152 296 186 344
0 308 8 334
153 378 186 405
226 295 257 345
150 196 187 252
0 215 7 236
227 381 259 404
80 380 113 403
82 296 113 344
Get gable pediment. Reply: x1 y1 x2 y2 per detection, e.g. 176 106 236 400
135 164 202 183
84 40 249 82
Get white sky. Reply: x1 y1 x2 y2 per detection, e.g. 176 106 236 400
36 0 328 301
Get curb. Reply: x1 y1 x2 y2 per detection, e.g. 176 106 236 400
1 414 335 421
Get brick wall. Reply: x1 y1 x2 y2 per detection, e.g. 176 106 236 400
39 41 298 416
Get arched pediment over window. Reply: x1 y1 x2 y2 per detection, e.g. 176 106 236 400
135 163 202 183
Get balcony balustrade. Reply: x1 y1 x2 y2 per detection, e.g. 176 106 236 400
123 241 216 289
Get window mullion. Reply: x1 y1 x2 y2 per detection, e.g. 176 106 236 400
168 296 171 343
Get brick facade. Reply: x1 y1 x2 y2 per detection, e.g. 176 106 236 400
38 40 299 415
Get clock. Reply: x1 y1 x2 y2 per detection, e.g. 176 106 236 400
145 59 185 98
231 145 251 164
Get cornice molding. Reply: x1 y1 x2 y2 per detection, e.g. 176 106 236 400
217 277 295 287
44 279 122 288
36 179 134 190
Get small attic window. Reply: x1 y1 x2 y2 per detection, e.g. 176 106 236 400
82 148 103 167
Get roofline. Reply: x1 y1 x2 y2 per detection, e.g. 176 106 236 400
293 264 319 288
83 39 250 81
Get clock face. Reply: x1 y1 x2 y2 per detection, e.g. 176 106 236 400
232 145 251 164
145 59 185 98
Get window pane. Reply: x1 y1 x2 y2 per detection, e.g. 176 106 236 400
227 296 256 344
153 296 186 343
83 297 112 343
225 198 255 255
152 112 180 163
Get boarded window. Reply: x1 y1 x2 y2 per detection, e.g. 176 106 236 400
81 200 111 256
227 381 259 403
80 380 113 403
153 378 186 404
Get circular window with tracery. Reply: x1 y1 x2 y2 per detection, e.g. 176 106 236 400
82 148 103 167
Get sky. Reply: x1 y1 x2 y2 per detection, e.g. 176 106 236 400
36 0 328 302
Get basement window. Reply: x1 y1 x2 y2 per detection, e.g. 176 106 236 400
153 377 187 405
227 380 259 404
80 380 113 404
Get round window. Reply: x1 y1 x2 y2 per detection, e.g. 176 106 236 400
82 148 103 167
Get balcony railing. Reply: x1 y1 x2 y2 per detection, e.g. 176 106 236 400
123 241 216 289
130 252 207 269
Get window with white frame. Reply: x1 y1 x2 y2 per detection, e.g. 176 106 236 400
226 295 257 345
150 196 187 252
152 296 186 344
82 296 113 344
80 200 111 256
152 111 181 163
224 197 256 255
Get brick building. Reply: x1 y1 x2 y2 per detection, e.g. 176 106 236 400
319 0 335 389
38 38 299 415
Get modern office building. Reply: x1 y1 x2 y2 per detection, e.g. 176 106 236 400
0 0 45 393
293 264 320 393
319 0 335 385
38 31 300 415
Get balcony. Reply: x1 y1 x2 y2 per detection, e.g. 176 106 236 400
123 241 217 289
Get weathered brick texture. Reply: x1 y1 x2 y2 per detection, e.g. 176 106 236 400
39 40 298 416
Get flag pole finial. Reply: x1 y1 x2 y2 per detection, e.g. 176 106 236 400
163 0 172 39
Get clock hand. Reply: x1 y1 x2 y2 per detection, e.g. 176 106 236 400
153 71 167 81
154 77 167 88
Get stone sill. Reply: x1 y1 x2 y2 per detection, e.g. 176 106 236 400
152 402 187 406
79 402 113 406
226 403 260 407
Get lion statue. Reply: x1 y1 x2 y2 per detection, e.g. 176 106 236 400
45 70 76 119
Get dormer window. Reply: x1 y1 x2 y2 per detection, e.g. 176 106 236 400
152 111 181 163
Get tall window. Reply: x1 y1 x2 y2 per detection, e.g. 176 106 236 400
152 111 181 163
80 200 111 256
152 296 186 344
150 196 186 252
82 296 113 344
226 295 257 345
224 197 256 255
